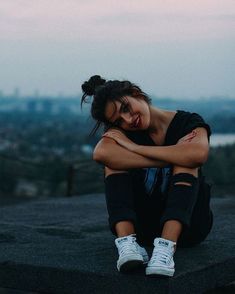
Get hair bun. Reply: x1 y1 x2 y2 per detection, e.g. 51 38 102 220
81 75 106 96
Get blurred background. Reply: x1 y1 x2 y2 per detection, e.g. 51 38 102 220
0 2 235 292
0 0 235 204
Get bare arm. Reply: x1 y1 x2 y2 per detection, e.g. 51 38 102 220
93 137 168 170
102 127 210 168
132 128 209 168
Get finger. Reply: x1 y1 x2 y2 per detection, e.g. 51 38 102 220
104 131 116 136
180 131 196 142
102 133 113 137
109 128 124 133
108 129 124 136
102 134 112 138
103 132 114 137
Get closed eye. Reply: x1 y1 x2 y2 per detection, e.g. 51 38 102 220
121 103 129 113
112 101 130 127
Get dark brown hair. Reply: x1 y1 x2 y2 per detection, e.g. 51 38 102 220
81 75 151 136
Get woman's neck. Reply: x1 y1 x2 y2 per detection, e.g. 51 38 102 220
148 106 169 134
147 106 177 145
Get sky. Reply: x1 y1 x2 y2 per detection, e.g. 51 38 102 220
0 0 235 99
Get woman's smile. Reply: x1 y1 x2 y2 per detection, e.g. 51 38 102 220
131 115 141 129
105 96 150 131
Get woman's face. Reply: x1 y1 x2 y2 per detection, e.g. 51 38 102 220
104 96 151 131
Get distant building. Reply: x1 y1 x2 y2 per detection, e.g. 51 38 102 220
27 100 38 112
27 100 44 112
13 87 20 98
41 100 53 113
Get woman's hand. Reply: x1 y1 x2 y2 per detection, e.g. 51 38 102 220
177 130 197 144
102 129 138 152
102 129 197 151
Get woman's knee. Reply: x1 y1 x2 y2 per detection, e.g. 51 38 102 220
105 166 128 178
172 166 199 186
172 166 198 177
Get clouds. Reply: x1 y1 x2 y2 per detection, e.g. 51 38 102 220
205 14 235 21
0 0 234 42
0 0 234 97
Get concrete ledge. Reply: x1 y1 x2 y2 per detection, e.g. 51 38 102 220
0 194 234 294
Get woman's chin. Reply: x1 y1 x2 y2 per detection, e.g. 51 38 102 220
141 118 150 130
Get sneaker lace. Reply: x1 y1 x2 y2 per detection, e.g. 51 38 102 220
119 238 138 256
151 247 172 265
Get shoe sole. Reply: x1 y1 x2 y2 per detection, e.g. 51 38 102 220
117 255 144 272
119 259 144 272
146 266 175 277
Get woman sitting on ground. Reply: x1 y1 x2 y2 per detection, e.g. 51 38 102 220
81 75 213 277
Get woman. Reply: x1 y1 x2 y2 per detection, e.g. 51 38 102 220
81 75 213 277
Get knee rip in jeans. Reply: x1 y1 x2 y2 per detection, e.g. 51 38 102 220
104 167 128 178
171 173 198 188
174 181 192 187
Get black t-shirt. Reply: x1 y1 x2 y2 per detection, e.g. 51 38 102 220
124 110 211 147
125 110 211 196
104 110 211 196
164 110 211 146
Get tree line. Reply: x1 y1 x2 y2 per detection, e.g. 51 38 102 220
0 111 234 198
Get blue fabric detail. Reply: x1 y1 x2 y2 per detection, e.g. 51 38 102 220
143 167 161 195
143 166 172 197
161 167 172 195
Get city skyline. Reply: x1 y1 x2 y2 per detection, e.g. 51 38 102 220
1 86 235 100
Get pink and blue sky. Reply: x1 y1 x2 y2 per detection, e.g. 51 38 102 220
0 0 234 98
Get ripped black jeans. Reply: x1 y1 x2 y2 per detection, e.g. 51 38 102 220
104 167 213 248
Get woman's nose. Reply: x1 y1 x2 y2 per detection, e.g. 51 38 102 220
121 113 133 124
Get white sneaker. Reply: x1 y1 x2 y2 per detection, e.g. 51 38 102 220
146 237 176 277
115 234 149 272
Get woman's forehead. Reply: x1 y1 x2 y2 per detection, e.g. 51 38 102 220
104 100 121 122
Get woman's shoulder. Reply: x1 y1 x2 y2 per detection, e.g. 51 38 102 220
164 109 211 145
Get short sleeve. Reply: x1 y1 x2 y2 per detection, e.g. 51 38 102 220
183 112 212 139
164 110 212 146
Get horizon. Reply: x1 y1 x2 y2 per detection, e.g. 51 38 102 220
1 92 235 101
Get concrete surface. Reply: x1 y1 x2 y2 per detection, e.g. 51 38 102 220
0 194 234 294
